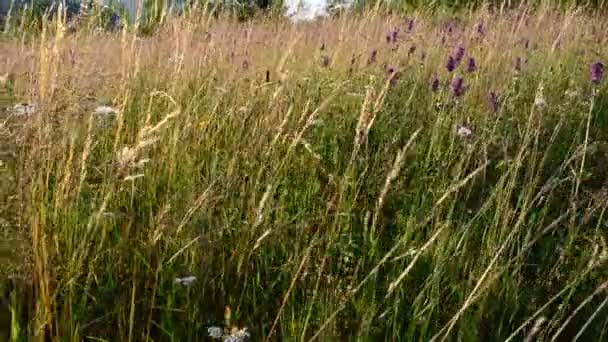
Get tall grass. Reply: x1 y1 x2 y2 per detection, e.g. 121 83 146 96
1 3 608 341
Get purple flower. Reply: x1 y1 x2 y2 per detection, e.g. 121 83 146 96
590 62 604 84
446 55 457 72
453 46 465 64
514 57 522 71
407 18 415 32
488 92 500 112
387 66 401 86
475 22 484 36
368 49 377 64
430 76 440 92
444 20 455 34
451 76 465 96
321 55 330 67
387 29 398 43
467 57 476 72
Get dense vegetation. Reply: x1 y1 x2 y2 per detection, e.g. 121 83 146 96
1 2 608 341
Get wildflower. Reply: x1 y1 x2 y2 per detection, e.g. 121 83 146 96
446 55 457 72
116 146 138 170
93 105 117 116
451 76 465 96
208 327 223 339
534 84 547 109
320 55 330 67
368 49 377 64
174 276 197 286
387 66 401 86
9 103 37 116
386 28 399 43
108 12 121 30
475 22 484 36
453 46 465 64
565 88 578 99
466 57 476 73
456 124 473 138
488 92 499 112
534 96 547 109
443 20 455 35
430 76 440 92
590 62 604 84
227 327 250 342
407 18 415 32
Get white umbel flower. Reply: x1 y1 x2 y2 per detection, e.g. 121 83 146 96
456 124 472 139
174 276 197 286
93 105 118 116
534 83 547 110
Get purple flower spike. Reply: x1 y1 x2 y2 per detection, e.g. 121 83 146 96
387 67 401 86
476 22 484 36
321 55 330 67
446 55 457 72
590 62 604 84
467 57 476 72
407 18 415 32
442 20 456 35
430 76 440 92
454 46 465 63
387 29 398 43
489 92 500 112
451 76 465 97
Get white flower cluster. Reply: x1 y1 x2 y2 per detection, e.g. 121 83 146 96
208 326 250 342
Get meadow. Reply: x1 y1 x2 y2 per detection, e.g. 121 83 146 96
1 2 608 341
